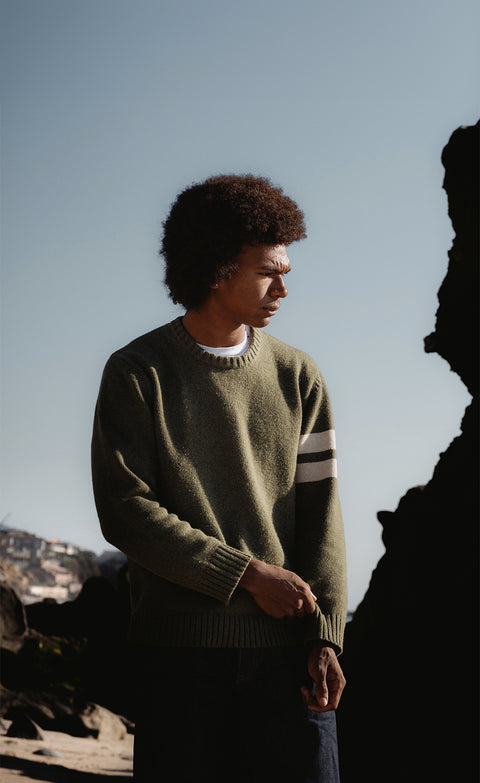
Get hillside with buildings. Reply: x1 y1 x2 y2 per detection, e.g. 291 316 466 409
0 524 122 604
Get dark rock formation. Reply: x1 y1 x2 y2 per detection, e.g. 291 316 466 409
23 570 132 719
0 560 134 738
337 122 479 783
425 123 479 395
6 710 45 740
0 576 27 652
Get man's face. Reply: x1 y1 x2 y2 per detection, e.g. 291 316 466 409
211 244 290 329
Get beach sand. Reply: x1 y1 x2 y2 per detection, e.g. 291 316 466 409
0 719 133 782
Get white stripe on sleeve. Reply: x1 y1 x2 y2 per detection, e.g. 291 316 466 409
295 458 338 484
298 429 336 454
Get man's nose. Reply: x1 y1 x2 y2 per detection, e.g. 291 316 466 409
270 276 288 298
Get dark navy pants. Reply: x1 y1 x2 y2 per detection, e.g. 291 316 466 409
133 646 340 783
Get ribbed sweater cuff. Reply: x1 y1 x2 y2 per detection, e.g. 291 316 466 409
197 545 252 605
304 611 345 655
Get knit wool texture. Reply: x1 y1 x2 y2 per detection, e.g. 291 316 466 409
91 317 347 651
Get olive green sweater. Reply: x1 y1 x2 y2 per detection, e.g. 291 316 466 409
91 317 347 652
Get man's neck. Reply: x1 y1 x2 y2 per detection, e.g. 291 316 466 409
182 309 246 348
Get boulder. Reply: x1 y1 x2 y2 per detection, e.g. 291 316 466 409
76 703 127 741
2 686 70 731
6 710 45 740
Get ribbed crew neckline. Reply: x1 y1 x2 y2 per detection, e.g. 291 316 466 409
170 316 262 368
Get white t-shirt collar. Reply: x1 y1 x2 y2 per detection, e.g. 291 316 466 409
197 326 251 357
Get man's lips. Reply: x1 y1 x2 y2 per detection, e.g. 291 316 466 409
263 304 280 315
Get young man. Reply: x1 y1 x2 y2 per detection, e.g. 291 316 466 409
91 175 347 783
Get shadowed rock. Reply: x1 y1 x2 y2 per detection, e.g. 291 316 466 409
425 122 479 394
0 580 27 652
6 710 45 740
0 560 134 739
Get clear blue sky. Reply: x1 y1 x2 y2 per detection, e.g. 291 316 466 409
1 0 478 609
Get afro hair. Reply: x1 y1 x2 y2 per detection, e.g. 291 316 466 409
160 174 306 310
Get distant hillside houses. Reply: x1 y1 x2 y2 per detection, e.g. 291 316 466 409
0 529 84 563
0 526 99 604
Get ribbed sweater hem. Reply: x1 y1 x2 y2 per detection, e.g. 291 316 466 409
127 611 345 652
128 612 302 648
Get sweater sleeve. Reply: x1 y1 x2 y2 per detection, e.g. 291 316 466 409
91 355 251 604
293 373 348 654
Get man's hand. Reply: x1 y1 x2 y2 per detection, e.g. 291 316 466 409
238 558 317 619
301 641 346 712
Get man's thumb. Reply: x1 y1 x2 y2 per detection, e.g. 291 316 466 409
315 680 328 708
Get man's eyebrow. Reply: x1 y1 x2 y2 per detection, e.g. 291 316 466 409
258 264 290 273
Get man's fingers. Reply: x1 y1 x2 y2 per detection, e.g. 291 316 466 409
314 675 329 708
305 643 346 711
301 685 329 712
302 588 317 614
244 560 318 620
325 673 346 709
309 651 331 708
291 588 316 619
